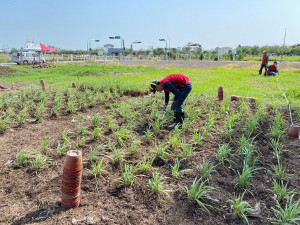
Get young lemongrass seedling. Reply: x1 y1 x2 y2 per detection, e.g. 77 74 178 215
34 102 44 122
185 177 216 212
153 120 161 135
198 159 216 182
156 141 168 159
149 172 172 200
77 122 88 135
145 129 152 144
245 115 259 138
73 135 86 149
16 107 28 126
88 159 104 182
31 153 48 171
25 100 34 111
227 192 251 224
237 162 259 189
93 127 104 140
15 149 32 167
202 111 215 138
270 138 284 161
193 129 202 146
238 100 248 117
104 90 112 99
221 98 230 114
171 158 190 179
115 127 131 147
272 160 292 182
56 143 69 156
89 145 103 163
66 100 75 114
180 141 195 160
61 129 72 145
0 116 10 134
215 143 232 167
41 136 49 152
270 195 300 225
138 156 153 173
120 164 139 187
271 114 284 135
130 140 140 155
168 134 181 150
225 113 237 141
91 113 101 127
273 180 296 203
109 148 124 166
78 94 87 111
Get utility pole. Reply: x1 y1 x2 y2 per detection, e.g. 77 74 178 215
281 28 286 63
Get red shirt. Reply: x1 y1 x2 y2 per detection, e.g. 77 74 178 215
160 74 190 92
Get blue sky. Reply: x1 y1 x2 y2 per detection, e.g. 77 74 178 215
1 0 299 50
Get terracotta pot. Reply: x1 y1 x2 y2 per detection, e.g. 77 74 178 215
287 124 299 138
40 80 46 91
61 191 80 199
63 169 82 177
218 86 223 101
62 193 81 201
61 185 81 194
72 82 76 88
61 199 80 210
61 179 81 188
64 150 83 172
231 95 240 101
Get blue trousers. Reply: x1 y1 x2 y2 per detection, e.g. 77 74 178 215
171 81 192 113
267 72 276 76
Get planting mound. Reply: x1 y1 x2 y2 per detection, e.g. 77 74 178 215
0 66 18 76
31 63 56 69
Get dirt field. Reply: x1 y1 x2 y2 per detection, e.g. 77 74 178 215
0 63 299 225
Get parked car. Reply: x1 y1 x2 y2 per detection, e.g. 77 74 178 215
12 52 46 65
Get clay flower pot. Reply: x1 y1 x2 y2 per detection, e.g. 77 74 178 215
218 86 223 101
62 195 80 203
64 150 83 172
72 82 76 88
231 95 240 101
40 80 46 91
287 124 299 138
61 199 80 210
279 107 289 116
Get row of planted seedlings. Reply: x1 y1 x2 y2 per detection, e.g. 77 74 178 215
11 90 298 223
216 99 300 224
0 81 146 134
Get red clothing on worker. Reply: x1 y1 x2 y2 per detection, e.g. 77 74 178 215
160 74 190 92
267 65 277 73
262 54 269 65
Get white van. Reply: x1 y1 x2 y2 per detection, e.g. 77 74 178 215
12 52 46 65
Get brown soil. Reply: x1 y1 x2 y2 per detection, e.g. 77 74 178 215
0 88 299 225
0 66 18 76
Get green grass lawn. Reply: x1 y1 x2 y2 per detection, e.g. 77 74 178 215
1 63 299 106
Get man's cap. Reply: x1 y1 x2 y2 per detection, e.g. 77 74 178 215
263 50 267 53
150 81 158 93
274 61 277 64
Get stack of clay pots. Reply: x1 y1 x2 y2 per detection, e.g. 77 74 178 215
287 124 299 138
40 79 46 91
61 150 82 210
218 86 223 101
